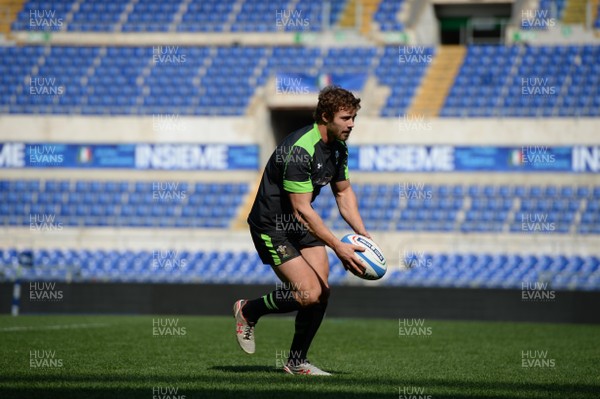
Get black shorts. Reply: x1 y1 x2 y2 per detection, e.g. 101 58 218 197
249 226 324 267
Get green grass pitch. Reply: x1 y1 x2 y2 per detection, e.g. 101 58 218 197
0 315 598 398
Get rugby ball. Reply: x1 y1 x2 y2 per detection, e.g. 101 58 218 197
340 234 387 280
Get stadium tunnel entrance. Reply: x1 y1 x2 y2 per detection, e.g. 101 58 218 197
270 108 315 145
434 3 511 45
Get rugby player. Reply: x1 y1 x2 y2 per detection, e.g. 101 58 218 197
233 86 370 375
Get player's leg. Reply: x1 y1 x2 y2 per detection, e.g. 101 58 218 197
287 245 330 369
268 245 331 375
234 230 323 354
299 244 330 299
242 254 324 322
235 254 323 354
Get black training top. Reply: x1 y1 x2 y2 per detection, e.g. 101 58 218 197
247 123 349 232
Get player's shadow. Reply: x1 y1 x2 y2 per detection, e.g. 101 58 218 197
210 365 277 373
210 365 351 375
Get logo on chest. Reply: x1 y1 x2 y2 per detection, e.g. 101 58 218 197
313 163 333 186
312 152 337 186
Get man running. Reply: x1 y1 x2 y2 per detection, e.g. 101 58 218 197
234 85 370 376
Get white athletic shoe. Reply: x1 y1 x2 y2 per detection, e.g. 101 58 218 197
233 299 255 354
283 360 332 376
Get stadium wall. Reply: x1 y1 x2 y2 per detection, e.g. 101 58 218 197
2 282 599 323
1 229 598 275
1 115 598 144
12 32 303 46
0 116 257 144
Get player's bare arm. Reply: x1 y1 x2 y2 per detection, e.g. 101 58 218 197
289 191 366 275
332 179 371 239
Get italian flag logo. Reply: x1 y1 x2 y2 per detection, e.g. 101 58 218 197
509 149 523 166
77 146 92 164
317 73 332 89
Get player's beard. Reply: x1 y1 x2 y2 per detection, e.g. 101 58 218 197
338 129 351 141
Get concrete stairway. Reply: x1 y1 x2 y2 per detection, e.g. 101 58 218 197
0 0 25 36
406 45 466 117
562 0 587 24
338 0 381 35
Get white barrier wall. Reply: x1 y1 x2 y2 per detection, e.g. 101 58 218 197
0 115 598 144
0 116 257 144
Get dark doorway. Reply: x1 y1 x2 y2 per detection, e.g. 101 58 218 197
434 3 511 45
439 17 468 44
270 108 315 145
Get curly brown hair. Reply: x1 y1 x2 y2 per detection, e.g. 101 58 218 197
313 85 361 124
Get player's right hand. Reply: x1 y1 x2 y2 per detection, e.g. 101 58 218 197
334 242 366 276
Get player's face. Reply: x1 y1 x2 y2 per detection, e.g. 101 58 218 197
325 108 357 142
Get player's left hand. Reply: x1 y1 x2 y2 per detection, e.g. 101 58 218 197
357 231 372 239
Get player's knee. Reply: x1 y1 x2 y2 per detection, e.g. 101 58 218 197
319 286 330 304
297 286 322 307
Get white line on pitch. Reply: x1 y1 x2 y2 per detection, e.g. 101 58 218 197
0 323 110 332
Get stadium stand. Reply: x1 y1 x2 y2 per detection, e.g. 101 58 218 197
232 0 339 32
2 179 598 234
391 251 600 291
71 0 129 32
1 45 381 115
123 0 181 33
373 0 405 32
312 183 598 234
11 0 348 33
521 0 565 30
179 0 235 32
3 43 598 117
1 180 248 228
12 0 71 31
441 45 600 117
1 247 598 290
1 0 598 300
377 45 432 117
5 0 594 35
